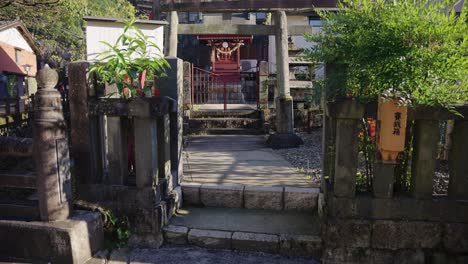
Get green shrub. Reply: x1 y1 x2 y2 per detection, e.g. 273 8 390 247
305 0 468 109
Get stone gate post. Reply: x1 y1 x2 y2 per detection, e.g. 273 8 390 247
34 65 72 221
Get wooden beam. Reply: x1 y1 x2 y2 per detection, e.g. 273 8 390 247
179 24 314 36
158 0 338 12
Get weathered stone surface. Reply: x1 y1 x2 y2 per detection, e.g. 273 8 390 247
163 225 188 245
244 186 283 210
393 249 425 264
0 211 103 264
108 248 130 264
279 234 322 257
188 229 232 249
372 221 441 249
443 223 468 253
284 187 319 211
323 220 371 248
128 232 163 249
232 232 279 254
322 247 370 264
181 182 201 205
200 184 244 208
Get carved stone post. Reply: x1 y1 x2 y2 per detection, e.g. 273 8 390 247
258 61 269 109
34 65 72 221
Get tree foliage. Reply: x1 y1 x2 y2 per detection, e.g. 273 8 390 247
0 0 135 64
305 0 468 109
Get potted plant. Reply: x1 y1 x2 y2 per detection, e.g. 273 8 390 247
89 19 169 99
304 0 468 162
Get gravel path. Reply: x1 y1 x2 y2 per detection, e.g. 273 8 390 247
272 130 323 185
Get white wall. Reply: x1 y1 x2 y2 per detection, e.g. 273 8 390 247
0 27 33 52
268 15 321 74
86 21 164 61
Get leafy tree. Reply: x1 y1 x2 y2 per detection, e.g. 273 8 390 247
89 19 169 98
305 0 468 109
0 0 136 64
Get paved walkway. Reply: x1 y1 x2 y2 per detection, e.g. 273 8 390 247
90 245 319 264
183 135 316 187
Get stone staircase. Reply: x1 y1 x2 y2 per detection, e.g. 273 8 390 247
187 109 265 135
163 184 322 259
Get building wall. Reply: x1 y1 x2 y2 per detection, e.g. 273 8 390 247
268 15 321 74
86 21 164 61
0 27 34 53
0 41 37 76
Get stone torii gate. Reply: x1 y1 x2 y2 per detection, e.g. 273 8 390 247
158 0 336 147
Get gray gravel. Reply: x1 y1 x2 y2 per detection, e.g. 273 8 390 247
95 245 319 264
273 131 323 185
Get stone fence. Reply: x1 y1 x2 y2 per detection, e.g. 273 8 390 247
320 99 468 263
68 58 184 248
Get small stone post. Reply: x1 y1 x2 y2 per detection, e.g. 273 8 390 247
183 61 192 106
258 61 269 109
267 11 302 149
166 11 179 57
34 65 72 221
448 120 468 199
158 57 184 186
411 120 439 199
332 100 365 198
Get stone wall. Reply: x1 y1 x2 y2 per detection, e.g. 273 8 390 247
321 101 468 264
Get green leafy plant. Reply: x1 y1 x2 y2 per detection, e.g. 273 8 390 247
305 0 468 109
89 19 169 98
102 209 131 249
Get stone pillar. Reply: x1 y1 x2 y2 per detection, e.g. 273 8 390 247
158 57 184 186
34 65 72 221
157 114 172 187
69 62 103 184
448 120 468 199
267 11 302 149
166 11 178 57
373 162 396 198
258 61 269 109
183 61 192 106
411 120 439 199
332 100 365 198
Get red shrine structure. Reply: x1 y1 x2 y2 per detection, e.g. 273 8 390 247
198 34 253 82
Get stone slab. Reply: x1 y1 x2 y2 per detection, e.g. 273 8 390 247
323 219 371 248
181 182 201 205
163 225 188 245
372 221 441 249
188 229 232 249
284 187 319 211
279 234 322 257
244 186 283 210
0 211 103 264
183 135 316 188
443 223 468 253
200 184 244 208
169 207 320 236
232 232 279 254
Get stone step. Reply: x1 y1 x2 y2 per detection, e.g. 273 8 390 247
189 118 263 130
163 207 322 258
191 110 260 119
181 183 320 211
192 128 265 135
